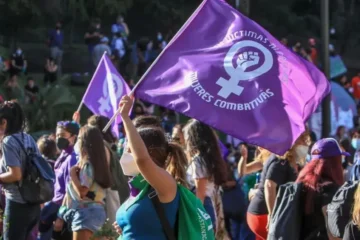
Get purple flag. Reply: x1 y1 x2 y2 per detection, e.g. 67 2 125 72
82 54 131 137
219 140 229 160
134 0 330 154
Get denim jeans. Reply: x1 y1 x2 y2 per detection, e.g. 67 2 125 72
3 198 40 240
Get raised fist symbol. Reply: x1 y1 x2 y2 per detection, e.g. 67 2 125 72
236 51 260 71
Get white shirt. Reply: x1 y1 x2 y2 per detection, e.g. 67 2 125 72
187 156 215 197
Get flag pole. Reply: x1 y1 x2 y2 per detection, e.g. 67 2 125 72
76 52 108 113
102 0 208 133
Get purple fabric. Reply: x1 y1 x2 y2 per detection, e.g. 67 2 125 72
134 0 331 154
219 140 229 160
82 54 131 137
52 146 77 204
311 138 350 159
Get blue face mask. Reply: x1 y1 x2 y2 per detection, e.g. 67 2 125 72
352 139 360 150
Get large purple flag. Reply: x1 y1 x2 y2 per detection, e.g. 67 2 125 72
134 0 330 154
82 54 131 137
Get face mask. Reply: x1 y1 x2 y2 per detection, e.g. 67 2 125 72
120 152 139 176
16 50 22 55
352 139 360 150
57 137 70 150
295 145 309 160
74 141 80 155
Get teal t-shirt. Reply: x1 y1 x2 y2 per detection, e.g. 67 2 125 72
116 191 179 239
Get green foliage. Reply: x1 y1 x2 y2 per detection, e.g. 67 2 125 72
92 219 119 240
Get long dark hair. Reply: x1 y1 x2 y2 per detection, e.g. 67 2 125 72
78 126 111 188
183 119 228 185
87 115 117 144
0 101 26 136
138 127 188 187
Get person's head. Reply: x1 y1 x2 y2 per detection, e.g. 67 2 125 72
16 47 22 56
280 38 288 46
87 115 116 144
351 129 360 151
172 124 185 146
133 115 162 129
27 77 35 88
133 103 145 117
55 21 62 29
183 119 228 185
37 135 57 160
77 126 111 188
296 138 347 214
122 127 188 186
117 15 124 24
0 101 26 136
340 75 347 84
56 121 80 151
352 184 360 227
100 37 109 45
157 32 163 41
308 38 316 47
92 18 101 29
336 125 346 138
278 131 311 167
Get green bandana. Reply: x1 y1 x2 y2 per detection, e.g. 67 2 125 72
119 175 215 240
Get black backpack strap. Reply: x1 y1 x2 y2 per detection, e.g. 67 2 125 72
148 187 176 240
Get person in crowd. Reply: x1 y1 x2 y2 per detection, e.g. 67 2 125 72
111 31 126 59
92 37 111 68
297 138 346 239
339 75 352 92
183 119 230 239
44 57 58 85
38 121 79 240
343 182 360 239
238 147 274 178
292 42 302 56
59 126 112 239
308 38 318 65
156 32 167 50
114 95 187 238
246 138 301 240
171 124 185 147
133 115 162 129
9 47 27 78
340 137 356 181
87 115 130 220
300 47 313 63
37 135 57 169
280 38 288 47
351 72 360 105
334 125 348 142
159 107 176 134
111 15 129 40
48 21 64 75
84 19 102 56
350 130 360 181
0 101 40 240
24 77 39 104
132 103 146 119
4 75 22 100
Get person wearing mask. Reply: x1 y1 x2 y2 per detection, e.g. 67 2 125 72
86 115 130 221
58 126 112 239
9 47 27 78
38 121 79 240
343 183 360 239
297 138 345 239
246 139 300 240
37 135 57 169
84 19 102 55
350 130 360 181
0 101 40 240
48 21 64 75
44 57 58 85
183 119 230 239
114 95 188 239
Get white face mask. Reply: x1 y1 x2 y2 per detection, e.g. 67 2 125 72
352 139 360 150
120 152 140 176
295 145 309 161
74 141 80 155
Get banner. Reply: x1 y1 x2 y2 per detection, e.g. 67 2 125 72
134 0 330 154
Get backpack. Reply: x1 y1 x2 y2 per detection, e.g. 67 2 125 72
104 141 130 205
222 181 247 222
327 181 359 238
12 135 55 205
268 182 303 240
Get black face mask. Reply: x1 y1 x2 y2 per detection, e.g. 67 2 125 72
57 137 70 150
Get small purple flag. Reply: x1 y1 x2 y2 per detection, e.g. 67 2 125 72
82 54 131 137
134 0 330 154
